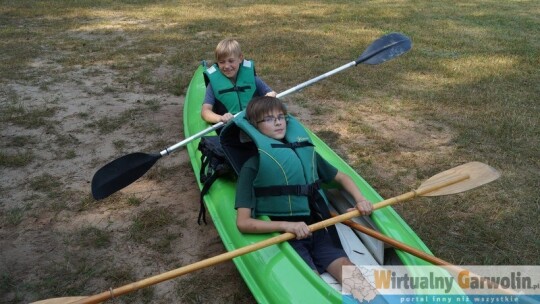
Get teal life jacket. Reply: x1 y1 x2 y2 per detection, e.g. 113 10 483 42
228 112 330 217
203 60 256 115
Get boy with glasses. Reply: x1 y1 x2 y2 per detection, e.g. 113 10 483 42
222 96 372 283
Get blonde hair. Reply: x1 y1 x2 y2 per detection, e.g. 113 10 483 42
215 38 242 61
246 96 288 126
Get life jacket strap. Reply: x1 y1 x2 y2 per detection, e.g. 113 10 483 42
270 141 313 149
218 85 252 94
254 180 322 197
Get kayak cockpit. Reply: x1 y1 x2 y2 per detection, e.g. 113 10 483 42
321 188 403 293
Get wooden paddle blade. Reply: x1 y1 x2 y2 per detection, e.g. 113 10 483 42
91 152 161 200
31 296 88 304
417 162 500 197
355 32 412 65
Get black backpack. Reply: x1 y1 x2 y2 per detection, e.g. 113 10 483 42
197 136 233 224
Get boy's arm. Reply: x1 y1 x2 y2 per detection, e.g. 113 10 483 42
236 208 311 239
255 77 276 97
333 171 373 216
201 85 233 123
201 103 233 123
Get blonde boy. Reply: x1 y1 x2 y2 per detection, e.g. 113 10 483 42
201 39 276 124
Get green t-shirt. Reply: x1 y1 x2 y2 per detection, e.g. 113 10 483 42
235 153 338 210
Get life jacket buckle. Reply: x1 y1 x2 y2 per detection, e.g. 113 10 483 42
299 181 321 196
296 185 309 196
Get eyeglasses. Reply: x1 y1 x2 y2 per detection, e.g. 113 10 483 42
257 114 289 124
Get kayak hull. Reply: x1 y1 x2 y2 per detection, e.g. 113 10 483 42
183 65 433 303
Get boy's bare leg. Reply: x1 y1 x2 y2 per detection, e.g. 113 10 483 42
326 257 353 284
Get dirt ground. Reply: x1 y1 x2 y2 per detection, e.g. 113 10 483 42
0 56 456 304
0 60 254 303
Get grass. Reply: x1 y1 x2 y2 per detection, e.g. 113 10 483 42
5 206 26 226
88 101 166 135
129 207 179 252
75 226 112 249
0 151 34 167
0 102 59 129
29 174 63 194
25 251 150 302
0 0 538 303
126 195 142 206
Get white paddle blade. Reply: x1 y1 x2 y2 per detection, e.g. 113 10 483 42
417 162 500 196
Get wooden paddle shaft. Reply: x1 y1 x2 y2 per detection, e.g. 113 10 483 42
330 212 450 266
73 173 471 304
71 232 295 303
339 217 526 297
311 174 469 232
79 173 470 303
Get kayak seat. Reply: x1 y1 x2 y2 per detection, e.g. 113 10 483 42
220 122 258 175
325 189 386 265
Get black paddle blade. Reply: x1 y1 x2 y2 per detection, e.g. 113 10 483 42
91 152 161 200
356 32 412 65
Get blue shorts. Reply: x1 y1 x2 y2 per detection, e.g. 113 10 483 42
288 228 348 274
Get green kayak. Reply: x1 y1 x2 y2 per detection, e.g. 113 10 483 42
183 64 434 303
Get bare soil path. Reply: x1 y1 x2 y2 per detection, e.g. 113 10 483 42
1 59 253 303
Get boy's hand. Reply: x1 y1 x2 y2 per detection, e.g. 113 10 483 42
283 222 311 240
348 198 373 216
220 113 234 122
265 91 277 97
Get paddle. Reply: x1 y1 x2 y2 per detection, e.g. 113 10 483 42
90 32 412 200
33 162 499 304
332 211 456 266
333 215 537 302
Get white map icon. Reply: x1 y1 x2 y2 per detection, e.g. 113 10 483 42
342 266 380 302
